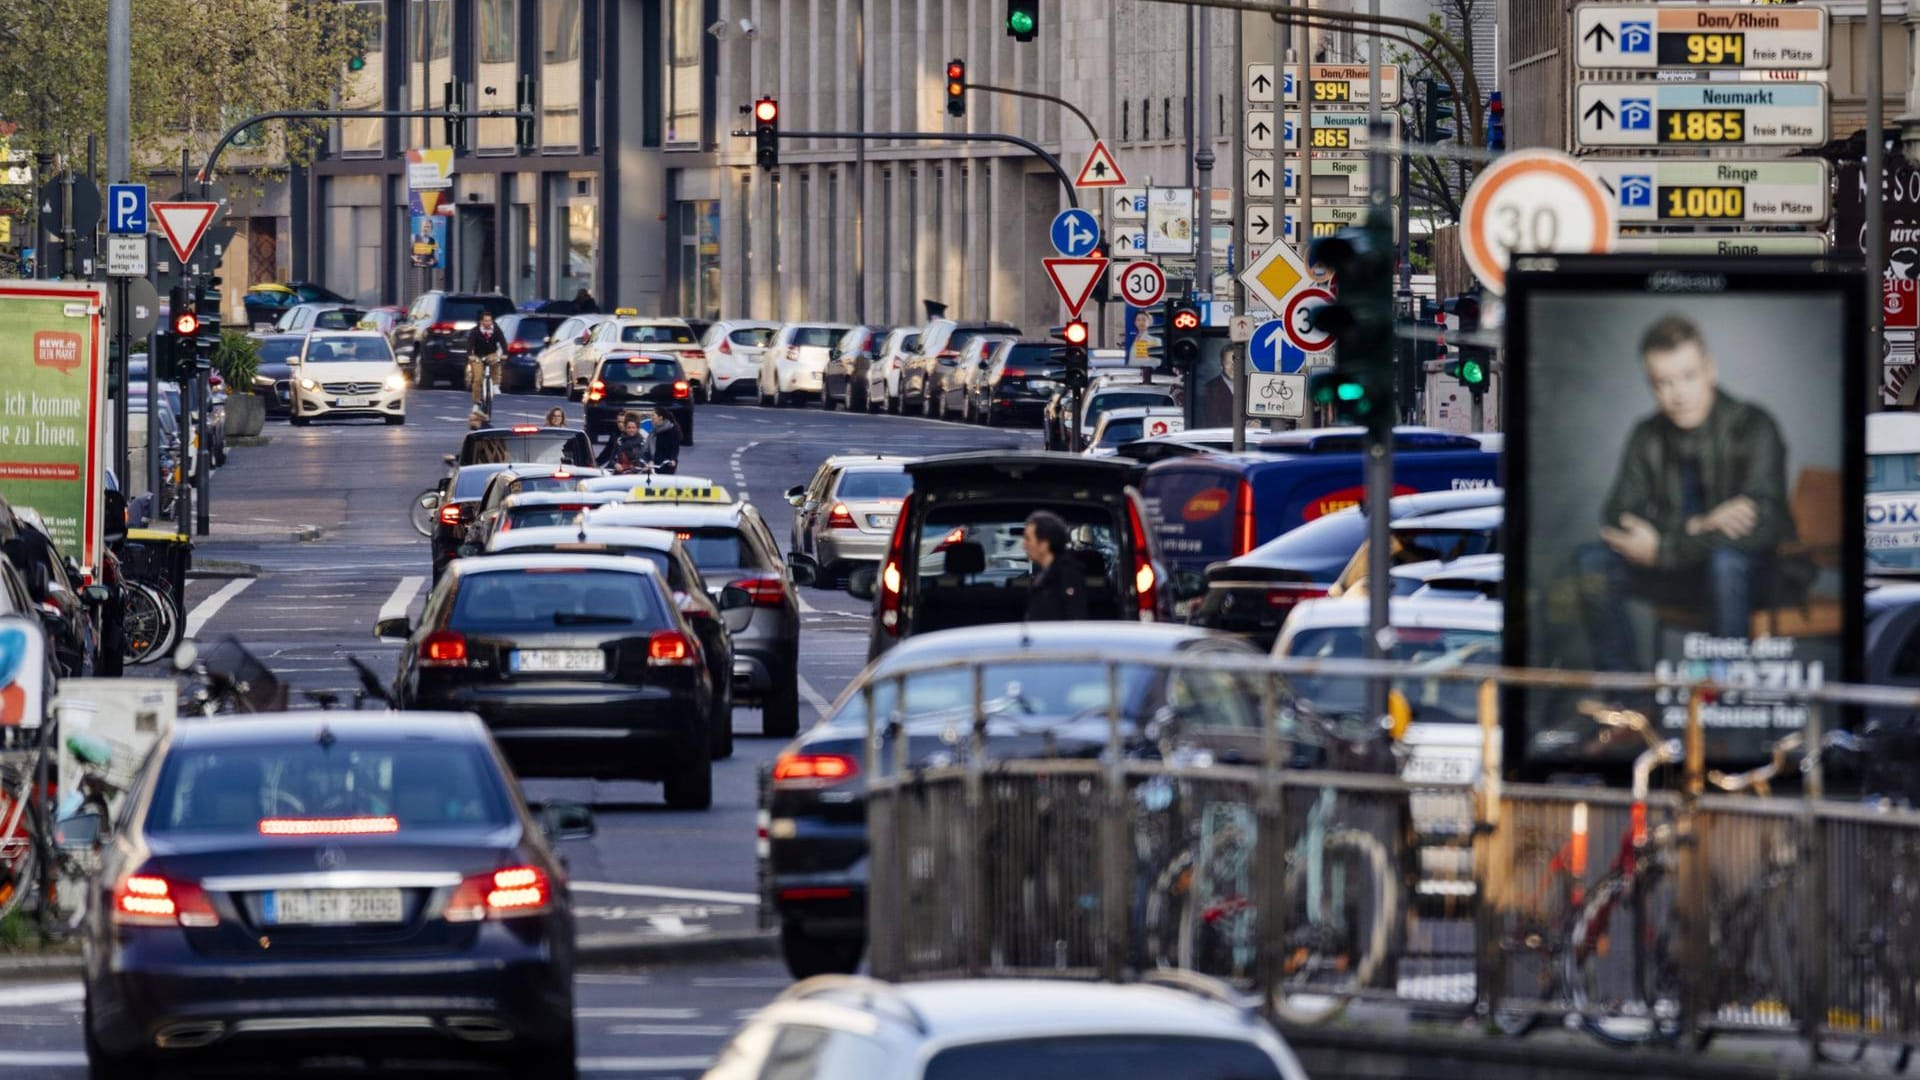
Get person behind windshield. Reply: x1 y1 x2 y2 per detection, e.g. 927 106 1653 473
649 405 680 475
544 406 567 427
1022 509 1086 621
596 412 649 473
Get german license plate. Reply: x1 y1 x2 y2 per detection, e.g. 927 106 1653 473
512 648 606 674
263 888 404 925
334 397 370 408
869 514 896 529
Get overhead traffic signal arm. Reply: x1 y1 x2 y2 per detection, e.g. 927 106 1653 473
1006 0 1039 41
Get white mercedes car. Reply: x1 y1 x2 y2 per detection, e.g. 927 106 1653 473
288 331 407 425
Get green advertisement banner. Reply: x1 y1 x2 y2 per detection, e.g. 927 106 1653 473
0 282 106 577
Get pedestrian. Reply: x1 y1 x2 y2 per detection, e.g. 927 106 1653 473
572 287 599 315
596 411 649 473
544 406 567 427
1021 510 1086 621
467 312 508 410
649 405 681 474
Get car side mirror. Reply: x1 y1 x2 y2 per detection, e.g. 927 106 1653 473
538 799 595 841
81 584 111 605
784 485 806 506
789 557 817 588
373 616 411 642
847 565 878 601
24 564 48 603
436 478 451 494
718 584 753 611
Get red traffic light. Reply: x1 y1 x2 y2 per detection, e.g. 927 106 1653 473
754 98 778 123
1063 320 1089 346
172 312 199 336
947 61 965 81
1171 307 1201 332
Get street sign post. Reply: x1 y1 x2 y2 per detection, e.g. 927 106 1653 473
1074 141 1127 188
1043 255 1108 316
107 183 147 235
1247 158 1276 200
1459 149 1617 294
1248 319 1307 374
1582 158 1829 223
1117 261 1167 308
1574 83 1828 148
1246 111 1277 152
150 201 220 263
1247 63 1277 104
1050 208 1101 257
1574 4 1827 70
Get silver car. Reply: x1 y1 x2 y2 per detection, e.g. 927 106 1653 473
866 326 923 413
758 322 854 406
701 319 782 400
786 455 916 580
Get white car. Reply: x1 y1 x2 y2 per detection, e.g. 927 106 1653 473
287 331 407 426
576 315 708 399
535 314 610 393
1084 406 1185 457
704 975 1309 1080
701 319 782 400
866 326 922 413
757 322 853 407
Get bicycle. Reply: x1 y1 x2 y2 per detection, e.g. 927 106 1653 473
470 356 498 421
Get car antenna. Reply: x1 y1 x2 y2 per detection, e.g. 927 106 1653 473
316 724 336 750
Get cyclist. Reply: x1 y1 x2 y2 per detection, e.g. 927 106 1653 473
596 412 650 474
649 405 681 475
467 311 508 415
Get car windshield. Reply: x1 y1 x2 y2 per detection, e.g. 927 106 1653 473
674 527 758 571
303 337 392 363
1096 418 1153 446
601 359 682 382
835 471 912 500
1284 624 1500 723
145 740 513 834
313 309 367 329
619 324 695 344
452 568 663 629
789 327 842 348
257 339 301 364
922 1036 1285 1080
1088 391 1173 421
836 657 1264 734
444 297 514 322
504 505 589 530
728 327 777 347
461 432 591 467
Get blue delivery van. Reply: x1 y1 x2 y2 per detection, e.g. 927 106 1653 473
1141 427 1500 603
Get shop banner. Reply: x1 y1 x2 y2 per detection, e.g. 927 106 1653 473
0 281 106 576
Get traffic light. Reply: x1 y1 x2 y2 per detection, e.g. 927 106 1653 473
1006 0 1038 41
1062 319 1090 390
159 286 195 382
443 80 468 152
1166 304 1202 372
193 285 223 372
1486 91 1505 152
1305 214 1397 431
753 98 779 170
1090 241 1111 304
1442 295 1489 395
1425 80 1455 143
516 75 537 154
946 60 967 118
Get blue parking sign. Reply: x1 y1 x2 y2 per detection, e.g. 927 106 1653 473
108 184 147 235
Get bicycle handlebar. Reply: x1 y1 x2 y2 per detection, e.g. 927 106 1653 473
1706 731 1806 795
1578 699 1666 754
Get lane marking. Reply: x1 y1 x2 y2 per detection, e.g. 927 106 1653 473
0 1051 86 1066
183 578 254 639
606 1024 736 1037
582 1056 715 1072
574 1007 699 1020
647 914 691 936
571 881 758 904
377 575 426 623
796 673 835 717
794 591 816 614
692 976 790 988
0 983 82 1008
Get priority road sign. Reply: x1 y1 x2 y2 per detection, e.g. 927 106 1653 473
1116 261 1166 308
108 183 147 235
1574 82 1827 148
151 201 220 263
1075 141 1127 188
1575 4 1827 70
1460 149 1616 294
1239 237 1309 317
1043 255 1108 316
1050 208 1100 257
1581 158 1829 223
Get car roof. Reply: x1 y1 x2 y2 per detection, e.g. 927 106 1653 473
1395 552 1505 582
586 503 749 528
455 463 517 479
447 552 661 577
1284 594 1504 634
171 711 489 747
824 454 916 470
487 525 680 554
610 316 691 326
305 329 384 341
872 621 1233 672
712 319 782 330
496 464 604 483
1397 505 1503 530
502 490 625 508
1096 406 1183 422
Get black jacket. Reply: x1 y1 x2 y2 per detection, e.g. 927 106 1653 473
650 420 681 467
1025 556 1088 622
468 325 506 359
597 433 648 472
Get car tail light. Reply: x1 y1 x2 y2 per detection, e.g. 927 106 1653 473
1004 369 1025 378
772 752 859 789
1126 497 1158 621
717 339 732 355
439 503 465 526
585 379 606 403
1235 479 1257 556
875 496 913 636
258 816 400 836
827 503 856 529
511 424 539 433
682 349 704 360
507 340 531 353
430 322 456 335
420 630 468 668
778 886 855 901
445 865 552 922
1266 582 1329 608
672 380 691 400
938 349 959 359
735 574 787 607
647 630 697 666
112 873 220 928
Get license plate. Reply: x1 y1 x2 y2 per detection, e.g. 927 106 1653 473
334 397 370 408
511 648 606 674
869 514 896 529
263 888 404 925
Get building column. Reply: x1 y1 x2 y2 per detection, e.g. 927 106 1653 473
1901 7 1920 157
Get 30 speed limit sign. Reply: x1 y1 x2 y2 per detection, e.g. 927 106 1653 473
1460 149 1615 295
1117 261 1166 307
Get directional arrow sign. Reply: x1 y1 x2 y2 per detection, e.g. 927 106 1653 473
1613 233 1827 255
1573 83 1827 148
1581 158 1829 223
1246 111 1275 152
150 201 220 263
1246 210 1275 246
1248 63 1276 104
1075 141 1128 188
1247 158 1276 199
1043 255 1109 316
1239 237 1308 317
1574 5 1827 70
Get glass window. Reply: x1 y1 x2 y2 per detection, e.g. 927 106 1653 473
453 467 509 499
554 173 597 298
146 741 513 834
922 1036 1285 1080
913 505 1117 582
312 308 370 330
1086 390 1176 425
503 505 590 530
460 430 593 467
302 335 395 363
789 327 842 348
340 0 386 154
665 0 702 148
675 527 759 571
599 359 683 382
451 568 664 629
619 325 696 345
257 339 302 364
834 471 911 500
476 0 518 149
541 0 583 148
442 296 516 322
1283 625 1500 724
1096 418 1148 446
730 327 776 347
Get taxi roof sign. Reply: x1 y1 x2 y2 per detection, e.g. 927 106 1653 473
613 307 640 316
623 476 733 503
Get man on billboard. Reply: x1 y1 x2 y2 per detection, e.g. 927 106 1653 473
1574 313 1794 669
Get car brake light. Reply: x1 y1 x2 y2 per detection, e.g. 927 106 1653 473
683 349 704 360
112 873 220 928
511 424 539 433
877 496 913 636
772 752 860 788
735 574 787 607
430 322 456 334
827 503 856 529
258 816 400 836
507 340 530 353
439 503 464 526
931 526 967 552
445 865 552 922
1235 479 1257 556
420 630 468 667
1267 583 1329 608
585 379 606 403
647 630 697 666
1127 497 1158 621
717 339 732 355
672 380 691 400
938 349 959 358
1004 369 1025 378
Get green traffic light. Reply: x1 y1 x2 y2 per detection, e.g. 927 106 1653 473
348 55 366 72
1336 382 1366 402
1007 10 1035 33
1459 359 1484 384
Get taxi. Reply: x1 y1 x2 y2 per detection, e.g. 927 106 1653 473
583 478 803 736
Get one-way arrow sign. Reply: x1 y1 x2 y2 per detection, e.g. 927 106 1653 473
1582 22 1615 50
1582 99 1616 129
1074 141 1127 188
1247 159 1275 199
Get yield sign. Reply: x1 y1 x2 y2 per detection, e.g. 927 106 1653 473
1074 140 1127 188
1043 255 1108 316
1239 240 1308 316
150 201 220 263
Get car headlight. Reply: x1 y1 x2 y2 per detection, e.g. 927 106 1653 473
385 373 406 391
253 375 273 389
298 377 318 391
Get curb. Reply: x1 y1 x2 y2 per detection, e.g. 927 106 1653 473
577 928 778 969
228 435 273 447
0 952 82 980
187 560 263 580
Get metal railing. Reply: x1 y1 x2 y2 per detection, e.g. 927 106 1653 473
858 649 1920 1058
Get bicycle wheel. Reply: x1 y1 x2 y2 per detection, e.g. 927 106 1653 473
1564 869 1683 1047
147 581 182 659
122 582 167 665
1269 828 1398 1026
0 768 39 923
410 488 439 537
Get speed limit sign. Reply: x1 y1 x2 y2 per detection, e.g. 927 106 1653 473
1460 149 1615 295
1117 261 1167 307
1283 286 1335 352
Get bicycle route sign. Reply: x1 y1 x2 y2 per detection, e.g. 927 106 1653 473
1248 372 1307 420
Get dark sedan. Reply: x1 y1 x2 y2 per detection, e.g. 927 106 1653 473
382 554 715 809
81 711 588 1079
432 463 516 581
499 314 569 393
971 340 1069 426
250 333 304 416
583 355 695 444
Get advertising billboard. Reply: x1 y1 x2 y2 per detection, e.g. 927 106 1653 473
0 281 107 577
1503 256 1865 772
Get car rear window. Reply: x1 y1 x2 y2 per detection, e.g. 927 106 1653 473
914 507 1116 581
789 327 842 348
510 318 560 343
452 568 664 630
835 471 912 500
146 741 514 834
922 1036 1285 1080
1089 391 1175 418
1097 419 1150 446
510 545 676 585
1283 624 1500 723
729 327 777 347
1242 511 1369 568
453 467 509 499
619 324 696 345
601 359 683 382
504 505 589 530
675 527 760 571
1004 344 1067 370
509 474 589 497
313 309 367 330
461 431 592 467
444 297 515 322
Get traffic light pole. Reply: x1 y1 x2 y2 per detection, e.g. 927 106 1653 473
770 130 1080 209
1365 122 1395 722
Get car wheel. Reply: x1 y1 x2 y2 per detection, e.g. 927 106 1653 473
663 754 713 810
781 922 864 980
86 998 153 1080
711 685 735 760
763 674 800 738
822 382 837 412
385 413 406 426
887 388 902 415
508 1029 578 1080
682 422 694 447
289 415 310 427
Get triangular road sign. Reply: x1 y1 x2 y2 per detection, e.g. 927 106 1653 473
1044 255 1108 316
1074 141 1128 188
150 201 220 263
